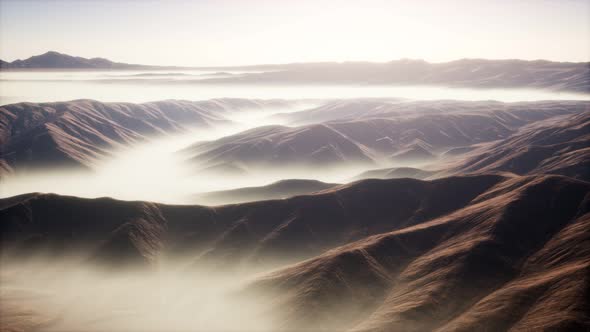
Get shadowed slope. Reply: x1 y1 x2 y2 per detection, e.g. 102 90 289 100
437 213 590 332
0 174 506 269
1 174 588 331
277 100 588 125
0 51 167 69
248 175 590 332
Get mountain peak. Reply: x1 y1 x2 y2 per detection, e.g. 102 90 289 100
42 50 64 56
0 51 152 69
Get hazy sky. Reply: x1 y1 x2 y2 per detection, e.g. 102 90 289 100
1 0 589 66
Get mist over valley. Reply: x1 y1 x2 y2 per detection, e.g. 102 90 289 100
1 1 590 329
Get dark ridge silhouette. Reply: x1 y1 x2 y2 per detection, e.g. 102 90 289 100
1 174 508 269
192 179 339 205
247 175 590 331
0 98 291 174
0 51 174 69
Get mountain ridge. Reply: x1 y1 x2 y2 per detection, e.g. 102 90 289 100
0 98 292 174
186 100 589 171
199 58 590 93
2 173 588 331
246 174 590 331
3 52 589 94
0 51 184 70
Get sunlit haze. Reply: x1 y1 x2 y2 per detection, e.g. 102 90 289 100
1 0 589 66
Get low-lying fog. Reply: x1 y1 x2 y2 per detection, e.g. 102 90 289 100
2 70 590 104
0 259 277 332
0 103 373 203
2 70 590 204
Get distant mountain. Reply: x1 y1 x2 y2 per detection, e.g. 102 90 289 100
3 54 588 93
200 59 590 93
192 179 339 205
0 51 169 69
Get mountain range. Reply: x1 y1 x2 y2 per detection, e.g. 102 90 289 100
248 174 590 331
0 51 170 69
446 111 590 181
2 173 588 331
1 60 590 330
2 52 589 93
0 98 292 174
200 59 590 93
185 99 589 172
2 98 588 180
192 179 338 205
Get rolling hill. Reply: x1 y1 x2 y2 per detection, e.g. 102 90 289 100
446 111 590 181
4 53 588 93
185 100 589 171
247 174 590 331
1 173 588 331
1 174 508 268
0 98 292 174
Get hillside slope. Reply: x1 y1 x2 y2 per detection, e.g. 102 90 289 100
1 174 588 331
248 175 590 331
186 100 588 170
448 111 590 181
0 99 290 173
0 175 507 268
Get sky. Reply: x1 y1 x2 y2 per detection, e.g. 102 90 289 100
1 0 589 66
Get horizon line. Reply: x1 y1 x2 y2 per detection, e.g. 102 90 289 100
2 50 589 69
